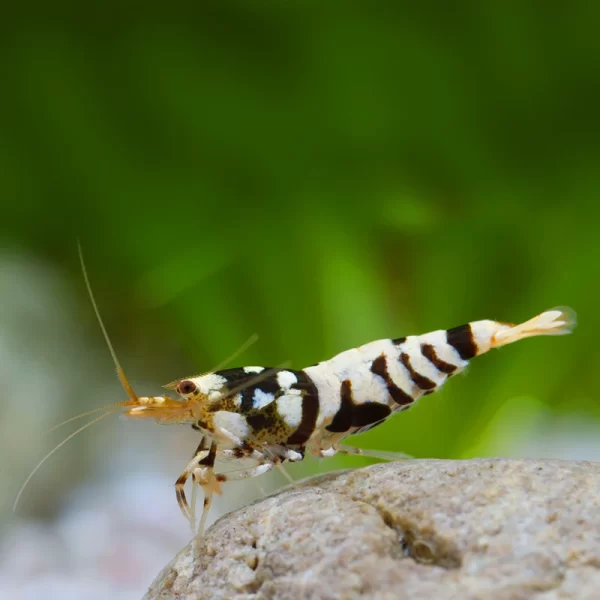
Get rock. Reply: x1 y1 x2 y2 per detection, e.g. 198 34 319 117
143 459 600 600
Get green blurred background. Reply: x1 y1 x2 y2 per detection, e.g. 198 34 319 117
1 0 598 574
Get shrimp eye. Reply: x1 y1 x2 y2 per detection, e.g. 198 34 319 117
177 380 197 396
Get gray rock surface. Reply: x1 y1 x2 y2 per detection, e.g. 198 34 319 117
143 459 600 600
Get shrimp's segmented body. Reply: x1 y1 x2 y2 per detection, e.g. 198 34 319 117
124 306 576 533
14 247 573 534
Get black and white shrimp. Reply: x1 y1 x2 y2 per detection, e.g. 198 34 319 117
15 248 577 535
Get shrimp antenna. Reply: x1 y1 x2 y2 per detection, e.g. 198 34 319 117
46 402 130 433
207 333 259 375
78 241 138 403
13 408 120 511
163 332 259 390
14 245 138 512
